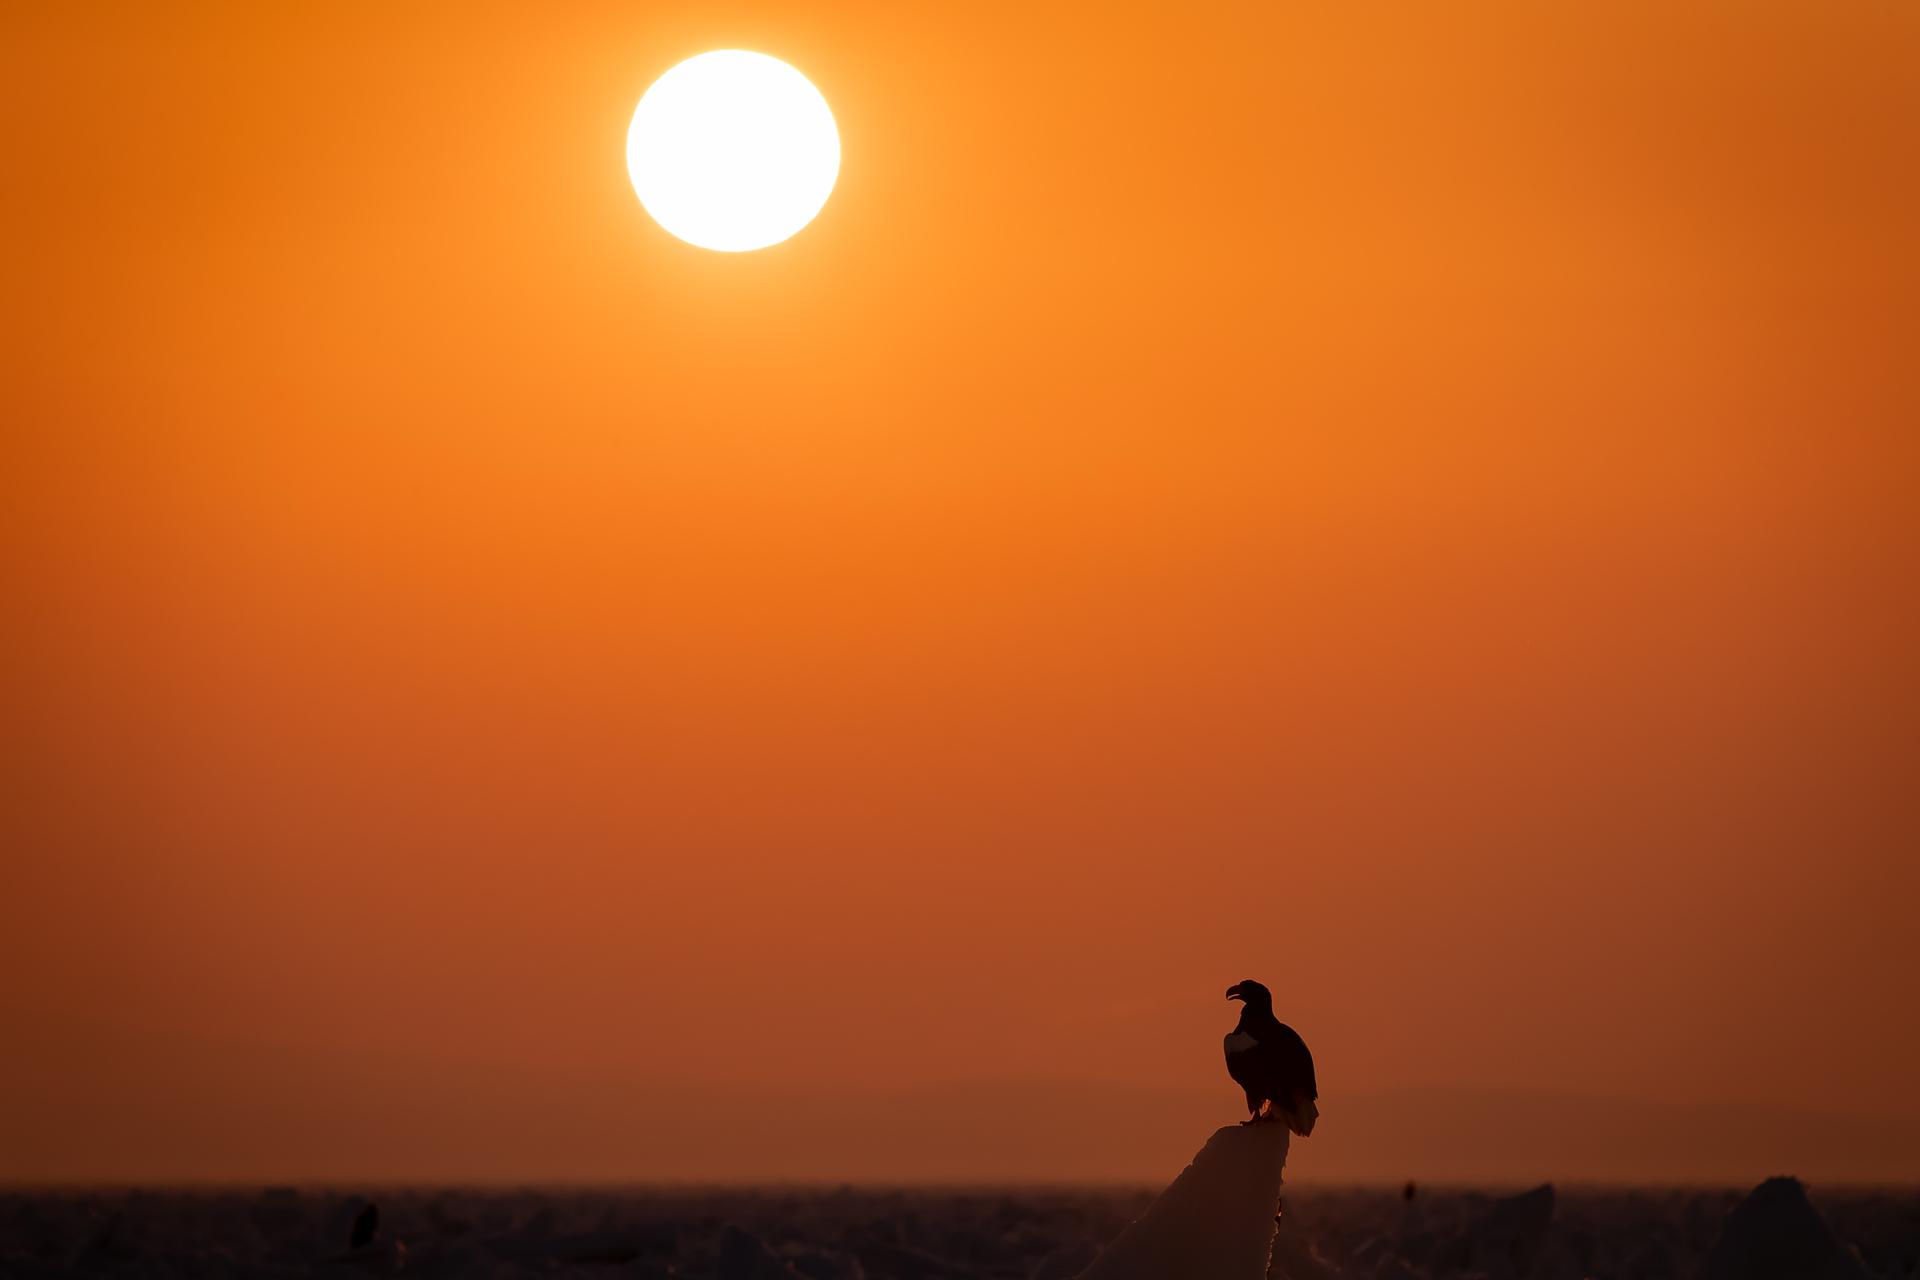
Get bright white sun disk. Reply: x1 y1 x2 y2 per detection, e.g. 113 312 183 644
626 51 840 253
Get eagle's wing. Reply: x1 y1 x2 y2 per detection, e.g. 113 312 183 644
1269 1022 1318 1136
1270 1022 1317 1102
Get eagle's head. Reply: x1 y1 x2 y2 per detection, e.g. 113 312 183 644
1225 979 1273 1012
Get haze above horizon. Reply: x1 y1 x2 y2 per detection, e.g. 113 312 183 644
4 0 1916 1184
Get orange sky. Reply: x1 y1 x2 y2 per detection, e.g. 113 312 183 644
4 1 1917 1182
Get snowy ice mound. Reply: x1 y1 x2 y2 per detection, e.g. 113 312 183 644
1075 1123 1290 1280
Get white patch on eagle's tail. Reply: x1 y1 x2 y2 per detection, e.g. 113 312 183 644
1284 1097 1319 1137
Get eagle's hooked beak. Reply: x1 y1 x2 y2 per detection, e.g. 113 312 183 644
1225 984 1245 1002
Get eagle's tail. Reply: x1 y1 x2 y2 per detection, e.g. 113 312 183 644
1284 1096 1319 1137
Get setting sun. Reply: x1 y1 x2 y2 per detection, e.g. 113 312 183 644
626 50 840 252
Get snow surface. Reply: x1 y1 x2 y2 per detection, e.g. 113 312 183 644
2 1168 1916 1277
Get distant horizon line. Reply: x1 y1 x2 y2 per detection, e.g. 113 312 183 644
8 1173 1919 1192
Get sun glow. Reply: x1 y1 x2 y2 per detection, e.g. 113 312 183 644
626 51 840 253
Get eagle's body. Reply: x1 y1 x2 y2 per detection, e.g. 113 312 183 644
1223 979 1318 1135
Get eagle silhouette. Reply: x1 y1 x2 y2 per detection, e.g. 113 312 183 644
1223 979 1318 1135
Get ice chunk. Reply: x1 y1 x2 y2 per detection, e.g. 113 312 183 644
1076 1122 1290 1280
720 1223 806 1280
1467 1183 1552 1278
1032 1243 1100 1278
1699 1177 1871 1280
